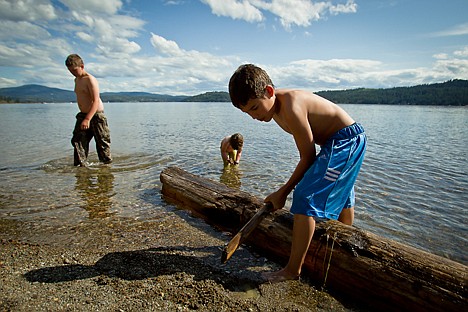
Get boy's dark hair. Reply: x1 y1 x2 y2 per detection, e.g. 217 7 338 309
230 133 243 150
65 54 84 67
228 64 274 108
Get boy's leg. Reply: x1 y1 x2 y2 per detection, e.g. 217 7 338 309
338 207 354 225
91 113 112 164
263 214 315 282
73 134 91 166
73 142 87 166
338 186 355 225
286 214 316 275
71 115 90 166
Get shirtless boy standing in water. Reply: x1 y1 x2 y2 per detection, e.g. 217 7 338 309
65 54 112 166
229 64 367 282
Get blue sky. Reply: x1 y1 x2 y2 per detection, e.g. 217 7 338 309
0 0 467 95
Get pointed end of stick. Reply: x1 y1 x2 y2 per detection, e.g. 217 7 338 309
221 249 229 264
221 235 240 263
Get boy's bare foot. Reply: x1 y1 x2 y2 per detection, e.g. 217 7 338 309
261 269 300 283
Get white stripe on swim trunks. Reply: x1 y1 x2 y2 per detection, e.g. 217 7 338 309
325 168 340 181
327 168 340 175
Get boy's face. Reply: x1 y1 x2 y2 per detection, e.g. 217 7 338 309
67 64 84 77
241 86 275 122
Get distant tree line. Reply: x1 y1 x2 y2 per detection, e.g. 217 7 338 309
183 91 231 102
1 80 467 105
0 95 15 103
315 79 468 106
100 92 186 103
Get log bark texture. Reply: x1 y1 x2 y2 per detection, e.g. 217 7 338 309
160 166 467 312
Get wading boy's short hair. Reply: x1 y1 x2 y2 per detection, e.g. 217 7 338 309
65 54 84 67
230 133 244 150
229 64 274 109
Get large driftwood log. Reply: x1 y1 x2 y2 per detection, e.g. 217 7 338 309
160 166 467 312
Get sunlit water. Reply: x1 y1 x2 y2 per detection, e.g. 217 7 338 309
0 102 466 264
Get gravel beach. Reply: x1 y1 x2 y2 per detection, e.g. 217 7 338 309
0 207 361 311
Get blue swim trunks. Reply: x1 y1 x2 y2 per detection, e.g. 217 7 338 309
290 123 367 220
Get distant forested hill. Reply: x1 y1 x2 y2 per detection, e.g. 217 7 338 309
0 84 188 103
1 80 467 105
315 79 468 106
183 91 231 102
0 84 75 103
100 92 187 102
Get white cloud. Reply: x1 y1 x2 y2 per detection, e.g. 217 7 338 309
201 0 264 23
101 33 238 94
96 37 141 57
21 66 68 87
258 0 328 28
454 46 468 58
0 0 466 95
267 58 383 90
150 34 184 56
431 22 468 37
431 47 468 79
263 52 468 92
108 15 145 38
70 11 96 28
433 53 448 60
329 0 357 15
164 0 185 5
64 4 145 58
0 0 57 22
0 38 69 68
432 58 468 78
76 32 94 43
0 0 145 79
200 0 357 29
59 0 123 15
0 20 51 41
0 76 17 87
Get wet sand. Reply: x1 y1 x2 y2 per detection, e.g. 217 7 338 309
0 209 363 311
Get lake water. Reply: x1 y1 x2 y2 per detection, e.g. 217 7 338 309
0 102 466 264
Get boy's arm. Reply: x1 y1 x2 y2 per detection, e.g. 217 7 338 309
221 149 229 164
234 148 242 164
220 141 231 164
81 76 101 129
265 103 316 210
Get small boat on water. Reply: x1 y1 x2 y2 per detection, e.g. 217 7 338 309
160 166 467 312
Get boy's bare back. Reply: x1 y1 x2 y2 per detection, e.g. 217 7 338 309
220 136 234 153
273 89 355 146
240 85 356 210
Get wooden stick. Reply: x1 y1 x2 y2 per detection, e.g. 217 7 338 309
221 203 272 263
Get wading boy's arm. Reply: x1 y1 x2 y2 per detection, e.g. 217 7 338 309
220 144 233 165
221 149 231 164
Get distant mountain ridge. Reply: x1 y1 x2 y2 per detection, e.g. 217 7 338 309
1 79 467 105
0 84 189 103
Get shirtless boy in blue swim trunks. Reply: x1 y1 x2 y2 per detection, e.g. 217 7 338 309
229 64 367 282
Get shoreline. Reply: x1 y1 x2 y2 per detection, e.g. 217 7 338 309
0 211 360 311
